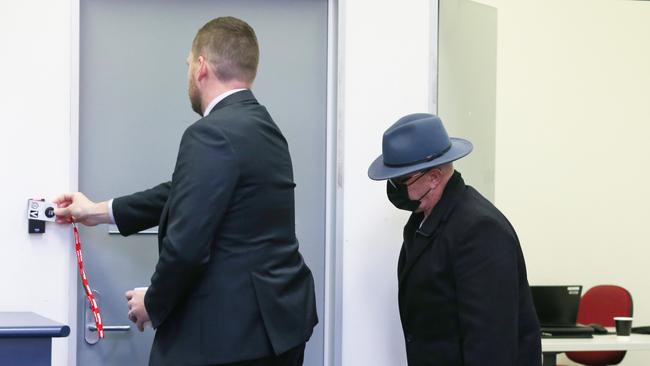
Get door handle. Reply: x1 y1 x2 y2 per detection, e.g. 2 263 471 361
84 289 131 345
88 325 130 332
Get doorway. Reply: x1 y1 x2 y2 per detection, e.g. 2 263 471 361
78 0 330 364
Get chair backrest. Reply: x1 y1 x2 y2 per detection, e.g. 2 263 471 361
576 285 633 326
567 285 633 366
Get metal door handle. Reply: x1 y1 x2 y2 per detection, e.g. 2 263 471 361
84 289 131 345
88 325 130 332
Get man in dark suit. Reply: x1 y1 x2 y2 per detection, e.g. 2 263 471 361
54 16 317 366
367 114 541 365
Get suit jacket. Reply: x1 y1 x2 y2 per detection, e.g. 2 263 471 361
396 171 541 366
113 90 318 365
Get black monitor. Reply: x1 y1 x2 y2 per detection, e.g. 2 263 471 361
530 285 582 327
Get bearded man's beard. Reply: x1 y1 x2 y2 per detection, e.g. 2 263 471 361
189 78 202 115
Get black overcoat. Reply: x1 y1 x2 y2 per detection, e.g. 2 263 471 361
396 171 541 366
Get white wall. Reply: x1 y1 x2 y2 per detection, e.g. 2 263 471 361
338 1 435 365
0 1 75 365
492 1 650 364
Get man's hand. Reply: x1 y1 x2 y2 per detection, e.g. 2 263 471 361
53 192 110 226
126 289 151 332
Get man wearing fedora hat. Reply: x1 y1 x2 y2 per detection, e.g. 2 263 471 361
368 114 541 365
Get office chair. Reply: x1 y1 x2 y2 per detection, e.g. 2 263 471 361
565 285 633 366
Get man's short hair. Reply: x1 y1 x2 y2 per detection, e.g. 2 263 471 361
192 16 259 84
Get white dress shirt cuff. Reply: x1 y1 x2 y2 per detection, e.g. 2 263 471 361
107 198 116 225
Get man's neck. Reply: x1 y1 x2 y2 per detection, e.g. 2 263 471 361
201 81 250 114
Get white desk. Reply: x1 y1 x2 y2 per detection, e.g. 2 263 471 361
542 334 650 366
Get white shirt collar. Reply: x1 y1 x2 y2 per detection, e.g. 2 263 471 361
203 88 248 117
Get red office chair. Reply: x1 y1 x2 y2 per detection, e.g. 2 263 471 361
566 285 633 366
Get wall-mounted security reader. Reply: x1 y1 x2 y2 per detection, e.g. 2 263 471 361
27 199 56 234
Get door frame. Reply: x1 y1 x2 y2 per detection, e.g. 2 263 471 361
68 0 341 365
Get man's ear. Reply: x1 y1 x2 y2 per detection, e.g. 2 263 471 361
196 55 209 82
428 168 444 188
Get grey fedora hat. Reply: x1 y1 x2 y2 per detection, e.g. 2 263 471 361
367 113 473 180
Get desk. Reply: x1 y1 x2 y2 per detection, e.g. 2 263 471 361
542 334 650 366
0 312 70 366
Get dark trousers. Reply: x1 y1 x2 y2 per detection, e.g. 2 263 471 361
216 344 305 366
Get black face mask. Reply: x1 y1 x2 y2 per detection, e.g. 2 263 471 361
387 180 427 211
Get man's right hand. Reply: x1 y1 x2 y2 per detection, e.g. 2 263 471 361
53 192 111 226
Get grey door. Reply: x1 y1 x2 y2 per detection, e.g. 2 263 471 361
78 0 328 364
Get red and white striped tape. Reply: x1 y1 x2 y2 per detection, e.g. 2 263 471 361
73 223 104 339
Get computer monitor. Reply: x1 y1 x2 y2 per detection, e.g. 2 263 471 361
530 285 582 327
